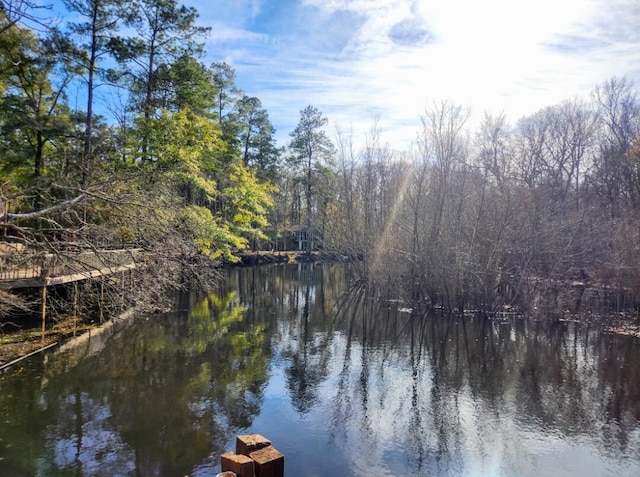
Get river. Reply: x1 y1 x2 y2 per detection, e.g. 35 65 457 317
1 263 639 476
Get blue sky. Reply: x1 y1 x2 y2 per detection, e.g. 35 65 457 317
187 0 640 149
36 0 640 149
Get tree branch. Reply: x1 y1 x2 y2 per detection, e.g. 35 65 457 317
0 193 85 221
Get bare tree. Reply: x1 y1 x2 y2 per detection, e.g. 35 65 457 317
591 77 640 216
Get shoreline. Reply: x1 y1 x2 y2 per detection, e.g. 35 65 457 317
233 250 348 265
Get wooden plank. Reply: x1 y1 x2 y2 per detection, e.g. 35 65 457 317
249 446 284 477
220 452 255 477
0 277 46 289
0 263 138 289
45 263 138 286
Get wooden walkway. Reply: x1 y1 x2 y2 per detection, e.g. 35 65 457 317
0 248 142 289
0 248 142 333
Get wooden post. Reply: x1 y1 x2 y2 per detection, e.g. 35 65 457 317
236 434 271 456
40 284 47 339
99 278 104 324
72 281 78 336
249 446 284 477
220 452 254 477
40 260 50 340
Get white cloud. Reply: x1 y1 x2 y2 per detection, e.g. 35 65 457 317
207 24 269 44
188 0 640 150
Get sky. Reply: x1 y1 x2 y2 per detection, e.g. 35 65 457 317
185 0 640 149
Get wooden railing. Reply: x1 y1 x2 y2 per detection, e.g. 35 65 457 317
0 248 143 287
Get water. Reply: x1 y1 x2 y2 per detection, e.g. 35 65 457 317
1 263 640 476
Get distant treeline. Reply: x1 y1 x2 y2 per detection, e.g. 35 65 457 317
324 82 640 316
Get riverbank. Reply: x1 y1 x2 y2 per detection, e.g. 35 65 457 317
234 250 349 266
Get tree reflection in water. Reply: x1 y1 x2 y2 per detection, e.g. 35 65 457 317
319 292 640 476
246 264 640 476
0 289 270 476
1 263 639 476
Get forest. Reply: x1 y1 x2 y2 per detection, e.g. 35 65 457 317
2 0 640 319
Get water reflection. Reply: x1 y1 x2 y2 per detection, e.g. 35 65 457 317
0 288 270 476
0 263 639 476
317 300 640 476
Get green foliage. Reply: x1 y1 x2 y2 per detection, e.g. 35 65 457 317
290 105 335 168
223 162 277 240
237 95 281 181
0 24 75 182
141 108 276 258
148 108 224 198
156 55 217 114
0 0 279 272
179 205 242 260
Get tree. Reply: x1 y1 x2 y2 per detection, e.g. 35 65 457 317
210 61 242 159
0 25 76 182
475 112 512 188
211 62 239 121
155 54 216 115
289 105 334 255
236 95 280 181
108 0 209 160
145 108 275 260
418 101 471 309
209 64 281 178
63 0 124 186
591 77 640 216
515 101 595 211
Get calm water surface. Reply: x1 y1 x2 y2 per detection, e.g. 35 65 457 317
1 263 640 476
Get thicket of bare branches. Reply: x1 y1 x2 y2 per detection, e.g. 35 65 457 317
1 170 221 322
326 78 640 317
